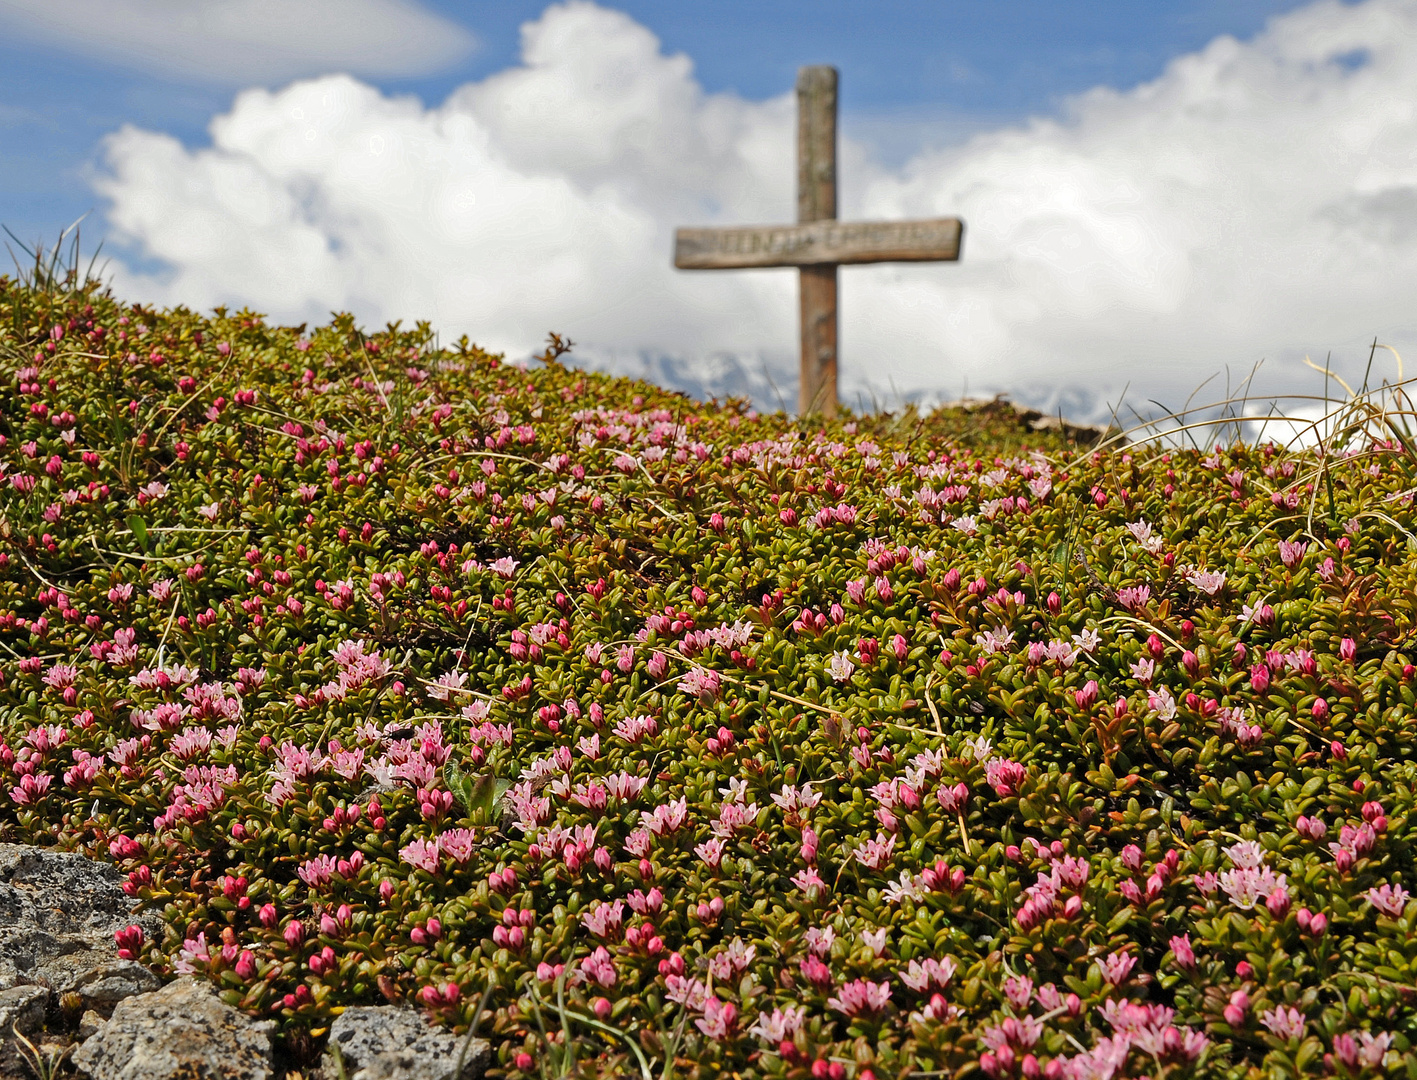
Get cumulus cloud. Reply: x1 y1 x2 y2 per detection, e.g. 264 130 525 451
0 0 475 85
90 0 1417 417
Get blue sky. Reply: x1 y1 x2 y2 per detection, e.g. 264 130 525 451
0 0 1312 247
2 0 1412 421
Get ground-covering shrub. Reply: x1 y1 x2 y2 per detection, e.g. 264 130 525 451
0 268 1414 1080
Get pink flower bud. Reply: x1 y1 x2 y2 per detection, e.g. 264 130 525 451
1169 933 1195 970
234 950 257 980
1249 664 1270 693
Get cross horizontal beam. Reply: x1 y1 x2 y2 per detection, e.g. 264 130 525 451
674 217 962 270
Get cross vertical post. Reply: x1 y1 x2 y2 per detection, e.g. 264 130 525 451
797 65 838 418
673 67 962 417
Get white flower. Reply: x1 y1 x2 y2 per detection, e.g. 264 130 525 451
963 735 993 761
1148 686 1177 721
827 651 855 683
1072 628 1101 653
1126 520 1165 555
1187 569 1227 596
975 627 1015 655
426 669 468 702
950 515 978 537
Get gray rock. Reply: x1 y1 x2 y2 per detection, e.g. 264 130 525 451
0 983 48 1036
0 844 162 1008
78 1009 106 1040
50 958 161 1010
321 1006 489 1080
70 977 275 1080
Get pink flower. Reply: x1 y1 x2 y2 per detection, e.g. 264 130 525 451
695 838 725 869
578 946 616 988
297 854 339 888
1261 1005 1306 1041
42 663 77 690
1097 950 1135 985
854 832 896 870
425 669 467 702
169 726 212 761
695 998 737 1039
640 797 686 835
985 758 1026 797
900 957 957 993
826 978 891 1017
1278 539 1308 568
749 1006 806 1043
1333 1031 1393 1070
791 867 827 896
9 773 52 805
399 839 440 873
665 974 707 1009
1003 975 1033 1010
580 901 625 939
1115 585 1151 611
937 782 969 813
438 828 477 863
1365 883 1410 917
680 666 721 703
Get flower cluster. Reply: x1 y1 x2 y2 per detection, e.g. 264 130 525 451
0 277 1413 1078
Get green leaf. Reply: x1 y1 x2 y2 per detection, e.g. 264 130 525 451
127 514 150 552
445 763 509 821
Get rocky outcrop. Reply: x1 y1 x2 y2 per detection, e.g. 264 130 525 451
70 977 275 1080
0 985 47 1037
0 843 162 1018
321 1006 489 1080
0 845 490 1080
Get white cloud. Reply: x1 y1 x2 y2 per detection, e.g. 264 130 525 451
89 0 1417 418
0 0 475 85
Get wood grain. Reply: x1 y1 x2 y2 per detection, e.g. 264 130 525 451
674 218 963 269
799 264 838 418
797 66 836 225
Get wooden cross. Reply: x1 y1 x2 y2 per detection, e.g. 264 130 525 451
674 66 964 417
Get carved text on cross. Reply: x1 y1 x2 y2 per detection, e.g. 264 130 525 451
673 66 964 417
